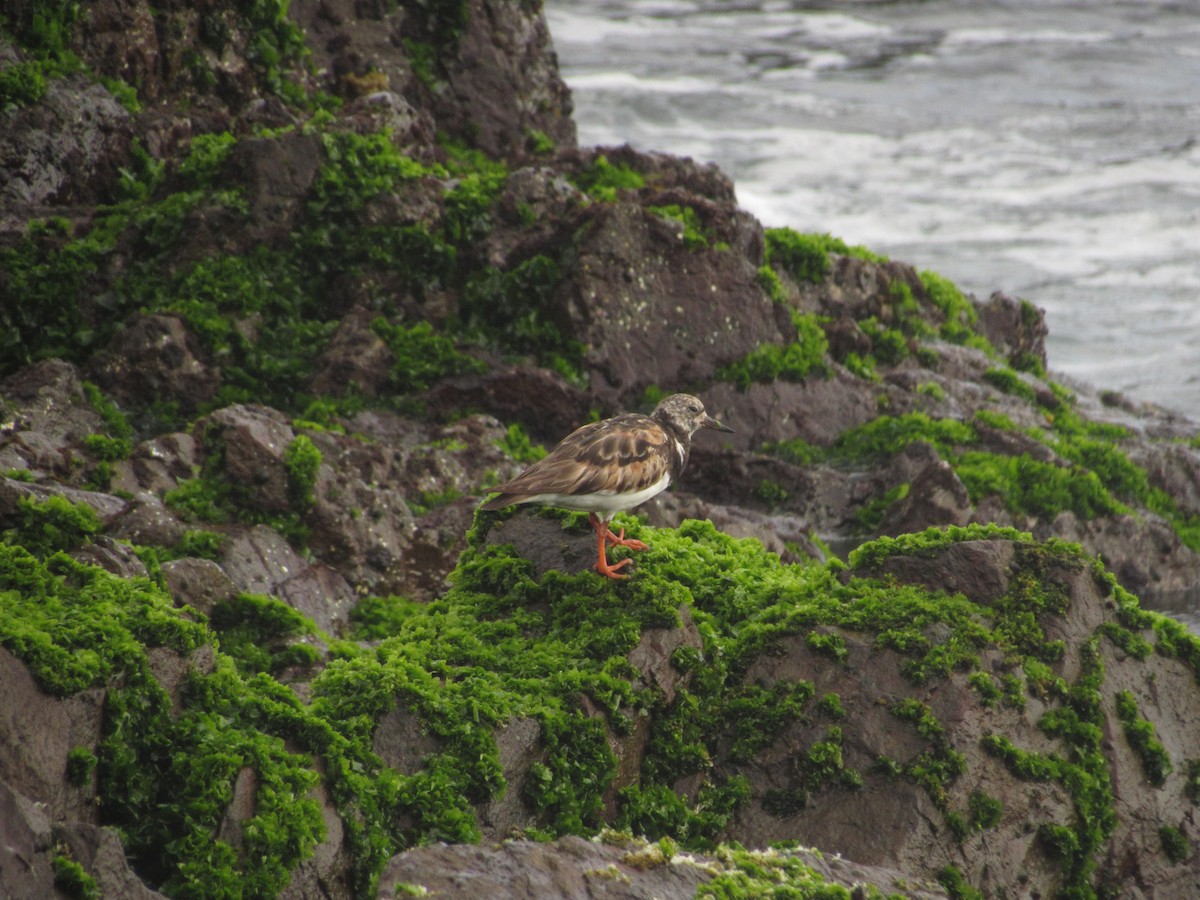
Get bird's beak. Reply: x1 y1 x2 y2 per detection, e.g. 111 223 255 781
702 413 734 433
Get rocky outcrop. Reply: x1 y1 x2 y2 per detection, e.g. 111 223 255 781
3 0 1200 897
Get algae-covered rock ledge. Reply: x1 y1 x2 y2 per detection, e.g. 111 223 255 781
4 0 1200 897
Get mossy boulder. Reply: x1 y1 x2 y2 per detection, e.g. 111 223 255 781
4 508 1199 897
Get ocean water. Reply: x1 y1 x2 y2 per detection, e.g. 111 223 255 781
546 0 1200 421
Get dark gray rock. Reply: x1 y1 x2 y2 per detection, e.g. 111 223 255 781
161 557 238 616
218 524 355 634
88 314 220 414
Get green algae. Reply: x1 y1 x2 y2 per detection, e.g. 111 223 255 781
775 397 1200 553
719 310 830 390
649 204 720 251
571 154 645 201
2 495 101 557
763 228 887 286
0 60 48 108
210 592 321 676
0 498 1193 897
1160 825 1191 863
52 853 99 900
1115 691 1172 786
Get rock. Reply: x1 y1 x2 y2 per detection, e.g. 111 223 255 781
0 648 104 824
376 834 949 899
280 773 354 900
424 365 590 445
108 497 189 548
198 404 297 515
559 196 780 409
0 75 133 208
378 835 710 900
218 524 355 634
875 442 972 537
485 509 599 579
0 359 102 448
854 539 1018 604
148 644 216 715
70 534 150 579
88 314 220 414
0 478 129 527
160 557 238 616
54 822 168 899
431 0 577 159
0 778 57 899
224 131 323 231
974 290 1048 370
307 306 394 398
478 718 544 837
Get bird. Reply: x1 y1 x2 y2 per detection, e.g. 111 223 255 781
481 394 733 579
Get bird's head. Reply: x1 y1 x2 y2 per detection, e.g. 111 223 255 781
652 393 734 437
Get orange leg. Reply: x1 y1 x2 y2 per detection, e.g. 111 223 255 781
588 513 645 579
589 513 649 551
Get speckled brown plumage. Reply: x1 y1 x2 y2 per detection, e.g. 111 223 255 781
482 394 732 578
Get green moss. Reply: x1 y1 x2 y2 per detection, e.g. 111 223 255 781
956 451 1126 520
498 423 547 464
763 726 862 816
756 264 787 303
859 318 909 367
1159 825 1190 864
842 351 878 382
983 367 1038 403
1186 759 1200 805
460 254 583 382
175 529 225 561
441 138 509 244
82 433 131 462
0 0 83 72
1037 822 1080 864
719 311 829 390
936 864 983 900
52 853 99 900
66 746 98 786
753 478 789 508
178 132 237 188
806 695 840 723
854 482 909 533
349 594 423 641
700 844 891 899
210 592 320 676
967 671 1001 707
764 228 832 284
2 495 101 556
919 270 976 330
649 204 714 250
968 789 1003 831
571 154 645 201
1115 690 1172 786
832 413 976 462
617 777 748 849
0 60 48 108
371 318 486 395
524 128 555 156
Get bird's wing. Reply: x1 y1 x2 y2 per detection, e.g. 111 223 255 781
486 414 673 501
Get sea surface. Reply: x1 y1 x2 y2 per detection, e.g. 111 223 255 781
546 0 1200 421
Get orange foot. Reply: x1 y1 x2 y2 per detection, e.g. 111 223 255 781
604 526 648 552
589 513 649 552
588 514 646 579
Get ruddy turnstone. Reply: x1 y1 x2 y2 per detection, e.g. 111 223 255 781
482 394 733 578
